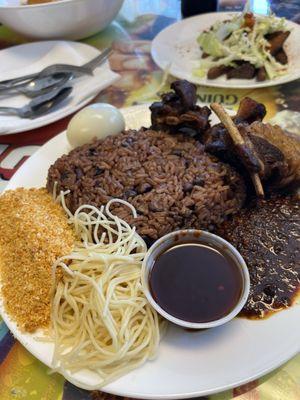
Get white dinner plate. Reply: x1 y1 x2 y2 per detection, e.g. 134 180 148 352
151 12 300 89
0 41 119 135
1 105 300 399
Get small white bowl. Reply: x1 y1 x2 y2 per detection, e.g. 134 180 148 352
142 229 250 330
0 0 124 40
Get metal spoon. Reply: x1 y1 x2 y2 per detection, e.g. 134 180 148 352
0 72 73 98
0 86 72 118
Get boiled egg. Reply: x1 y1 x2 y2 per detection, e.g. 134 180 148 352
66 103 125 148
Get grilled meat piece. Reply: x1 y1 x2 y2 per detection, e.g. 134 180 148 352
207 65 233 79
239 124 289 185
256 67 267 81
250 121 300 188
265 31 290 56
204 123 295 190
235 97 266 124
150 79 211 137
226 62 256 80
203 123 232 162
171 79 197 109
204 97 299 191
203 97 266 162
274 49 288 65
234 125 265 174
205 121 288 187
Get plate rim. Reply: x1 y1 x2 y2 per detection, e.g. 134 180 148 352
2 104 300 399
151 11 300 89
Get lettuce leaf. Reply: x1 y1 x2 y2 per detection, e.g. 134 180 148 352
197 31 226 58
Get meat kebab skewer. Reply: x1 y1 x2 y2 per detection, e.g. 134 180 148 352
210 102 265 197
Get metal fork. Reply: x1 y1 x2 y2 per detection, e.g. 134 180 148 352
0 47 112 89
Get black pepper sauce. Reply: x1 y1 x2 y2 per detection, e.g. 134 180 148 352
217 196 300 319
149 243 243 323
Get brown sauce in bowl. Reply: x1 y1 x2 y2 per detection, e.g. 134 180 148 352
149 242 243 323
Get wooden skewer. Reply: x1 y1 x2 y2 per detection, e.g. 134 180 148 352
210 102 265 198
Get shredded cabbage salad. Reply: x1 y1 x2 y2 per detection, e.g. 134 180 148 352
195 11 290 80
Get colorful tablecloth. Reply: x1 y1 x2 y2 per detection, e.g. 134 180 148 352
0 1 299 399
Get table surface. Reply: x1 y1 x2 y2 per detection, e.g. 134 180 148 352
0 0 299 399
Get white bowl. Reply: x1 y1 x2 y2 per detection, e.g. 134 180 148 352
142 229 250 330
0 0 124 40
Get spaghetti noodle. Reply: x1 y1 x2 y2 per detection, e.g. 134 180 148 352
50 193 163 389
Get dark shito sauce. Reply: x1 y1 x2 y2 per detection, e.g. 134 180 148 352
149 242 243 323
217 196 300 319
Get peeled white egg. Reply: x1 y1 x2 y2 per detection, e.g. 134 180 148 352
66 103 125 148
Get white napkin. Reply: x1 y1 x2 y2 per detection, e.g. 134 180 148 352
0 41 120 135
0 42 92 81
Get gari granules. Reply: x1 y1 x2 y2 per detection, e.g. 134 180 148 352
0 188 75 332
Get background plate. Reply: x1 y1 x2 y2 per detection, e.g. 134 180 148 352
1 105 299 399
0 41 119 134
151 12 300 89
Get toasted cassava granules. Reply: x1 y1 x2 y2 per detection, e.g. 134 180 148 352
0 188 75 332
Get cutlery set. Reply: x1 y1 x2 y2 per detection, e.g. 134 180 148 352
0 47 112 118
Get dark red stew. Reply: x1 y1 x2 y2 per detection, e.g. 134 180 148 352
149 242 243 323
